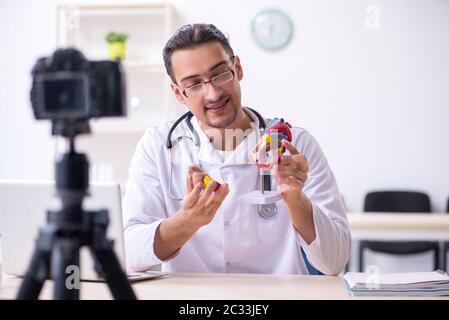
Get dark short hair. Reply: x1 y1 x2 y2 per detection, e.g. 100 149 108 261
162 23 235 83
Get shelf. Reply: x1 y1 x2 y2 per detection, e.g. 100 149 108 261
77 8 168 17
57 3 172 65
122 61 165 73
90 118 161 133
57 3 175 134
54 3 176 193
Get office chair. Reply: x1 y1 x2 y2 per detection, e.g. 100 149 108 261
359 191 440 272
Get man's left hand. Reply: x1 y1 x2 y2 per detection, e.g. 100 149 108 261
272 139 308 205
272 139 315 244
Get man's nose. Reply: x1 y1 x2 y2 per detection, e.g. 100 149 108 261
204 81 223 100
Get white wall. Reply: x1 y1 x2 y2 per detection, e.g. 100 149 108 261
0 0 56 181
1 0 449 214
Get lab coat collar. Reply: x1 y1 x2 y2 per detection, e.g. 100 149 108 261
190 107 263 167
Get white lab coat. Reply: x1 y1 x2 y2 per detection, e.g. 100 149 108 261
122 108 351 275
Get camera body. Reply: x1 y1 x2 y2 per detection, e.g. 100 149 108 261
31 48 126 122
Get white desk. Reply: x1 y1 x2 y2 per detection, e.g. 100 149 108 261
347 212 449 240
1 213 448 300
1 272 448 300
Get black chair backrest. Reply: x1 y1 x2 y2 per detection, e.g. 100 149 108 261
364 191 431 213
447 198 449 213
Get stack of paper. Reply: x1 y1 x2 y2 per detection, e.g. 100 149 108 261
343 270 449 297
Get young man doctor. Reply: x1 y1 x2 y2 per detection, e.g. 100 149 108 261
123 24 351 275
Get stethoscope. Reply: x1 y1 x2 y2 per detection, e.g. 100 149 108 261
166 107 277 219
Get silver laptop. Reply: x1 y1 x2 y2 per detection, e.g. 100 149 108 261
0 180 166 282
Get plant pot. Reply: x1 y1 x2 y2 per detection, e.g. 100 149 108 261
108 42 126 61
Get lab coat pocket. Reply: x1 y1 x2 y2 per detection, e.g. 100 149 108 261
166 162 188 203
256 203 292 244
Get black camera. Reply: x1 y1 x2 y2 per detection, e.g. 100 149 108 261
30 48 126 123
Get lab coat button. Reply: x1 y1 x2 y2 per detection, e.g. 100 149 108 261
224 220 230 226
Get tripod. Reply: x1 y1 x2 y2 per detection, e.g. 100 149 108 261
17 134 136 300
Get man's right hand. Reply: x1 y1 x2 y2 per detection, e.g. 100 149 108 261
181 165 230 228
154 165 229 261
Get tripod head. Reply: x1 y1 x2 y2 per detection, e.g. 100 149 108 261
54 133 89 217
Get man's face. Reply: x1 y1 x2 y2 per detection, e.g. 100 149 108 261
170 42 243 129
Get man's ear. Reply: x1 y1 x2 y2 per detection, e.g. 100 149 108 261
170 82 186 105
234 55 243 81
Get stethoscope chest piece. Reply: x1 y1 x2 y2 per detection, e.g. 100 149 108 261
259 203 278 219
239 190 281 219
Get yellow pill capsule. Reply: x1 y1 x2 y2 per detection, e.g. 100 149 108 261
264 134 271 143
203 175 220 191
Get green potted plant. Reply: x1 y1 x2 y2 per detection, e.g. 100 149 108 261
105 32 129 61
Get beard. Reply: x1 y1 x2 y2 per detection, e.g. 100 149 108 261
203 98 238 129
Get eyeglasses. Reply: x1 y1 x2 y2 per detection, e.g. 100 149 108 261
179 57 236 98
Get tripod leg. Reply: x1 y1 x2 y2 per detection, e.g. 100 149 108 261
51 238 80 300
90 242 137 300
16 247 50 300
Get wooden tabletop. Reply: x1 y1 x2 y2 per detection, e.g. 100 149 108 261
1 272 448 300
347 212 449 231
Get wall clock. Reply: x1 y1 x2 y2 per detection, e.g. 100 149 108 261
251 8 294 51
